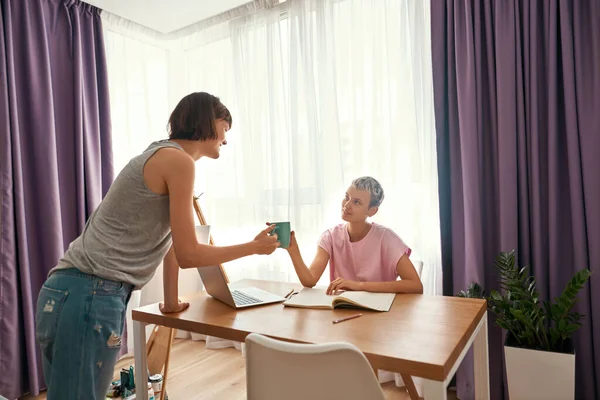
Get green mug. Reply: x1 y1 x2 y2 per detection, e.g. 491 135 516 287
271 222 291 249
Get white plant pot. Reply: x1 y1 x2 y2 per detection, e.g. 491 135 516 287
504 344 575 400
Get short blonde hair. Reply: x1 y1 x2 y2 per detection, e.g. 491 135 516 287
351 176 384 208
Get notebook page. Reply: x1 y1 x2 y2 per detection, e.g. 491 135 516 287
340 291 396 312
283 287 335 308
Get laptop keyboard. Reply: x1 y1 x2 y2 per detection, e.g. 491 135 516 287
231 290 262 306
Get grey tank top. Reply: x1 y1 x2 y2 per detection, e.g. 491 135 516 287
50 140 183 289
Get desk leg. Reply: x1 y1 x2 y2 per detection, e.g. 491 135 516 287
133 320 149 400
423 380 447 400
400 374 420 400
474 312 490 400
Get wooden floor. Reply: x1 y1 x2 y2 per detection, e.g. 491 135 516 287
22 339 458 400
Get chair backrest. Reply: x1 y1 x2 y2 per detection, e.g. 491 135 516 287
245 333 386 400
413 259 424 277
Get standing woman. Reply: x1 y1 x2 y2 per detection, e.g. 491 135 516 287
35 92 279 399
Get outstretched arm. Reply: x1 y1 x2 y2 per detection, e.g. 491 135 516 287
163 150 279 268
286 231 329 287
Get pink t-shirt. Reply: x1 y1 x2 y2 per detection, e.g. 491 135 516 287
318 223 412 283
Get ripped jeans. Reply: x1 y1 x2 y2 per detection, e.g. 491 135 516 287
35 268 133 400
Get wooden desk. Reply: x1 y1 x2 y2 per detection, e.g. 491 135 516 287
132 280 489 400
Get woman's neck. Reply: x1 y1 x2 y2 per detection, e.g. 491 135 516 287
346 221 372 242
170 139 204 161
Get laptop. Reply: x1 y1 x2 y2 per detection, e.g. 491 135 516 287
196 264 287 308
194 225 287 309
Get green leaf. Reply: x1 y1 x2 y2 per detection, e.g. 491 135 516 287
486 251 592 352
490 290 503 301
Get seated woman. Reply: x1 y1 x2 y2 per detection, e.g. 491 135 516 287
284 176 423 295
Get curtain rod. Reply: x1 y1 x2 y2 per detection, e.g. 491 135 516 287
101 0 287 42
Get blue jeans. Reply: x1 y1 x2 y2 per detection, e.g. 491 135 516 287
35 268 133 400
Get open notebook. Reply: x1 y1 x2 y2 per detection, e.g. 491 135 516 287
283 287 396 312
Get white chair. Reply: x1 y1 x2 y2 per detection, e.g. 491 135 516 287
413 259 424 277
245 333 385 400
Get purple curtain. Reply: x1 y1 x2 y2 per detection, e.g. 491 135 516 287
0 0 113 397
431 1 600 399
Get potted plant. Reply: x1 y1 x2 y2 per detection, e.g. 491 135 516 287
457 282 486 299
473 250 592 400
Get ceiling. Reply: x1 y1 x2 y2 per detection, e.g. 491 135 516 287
81 0 252 34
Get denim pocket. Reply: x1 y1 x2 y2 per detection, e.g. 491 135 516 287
35 286 70 345
95 279 124 296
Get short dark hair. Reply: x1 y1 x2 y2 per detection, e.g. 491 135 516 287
168 92 232 141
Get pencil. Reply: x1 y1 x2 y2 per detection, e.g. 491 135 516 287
332 313 362 324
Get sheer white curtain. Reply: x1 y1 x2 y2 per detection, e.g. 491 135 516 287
181 11 332 287
178 2 439 391
102 1 440 385
102 23 172 351
181 0 441 293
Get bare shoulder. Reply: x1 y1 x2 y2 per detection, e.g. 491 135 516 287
147 147 194 178
144 147 194 195
153 147 193 167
